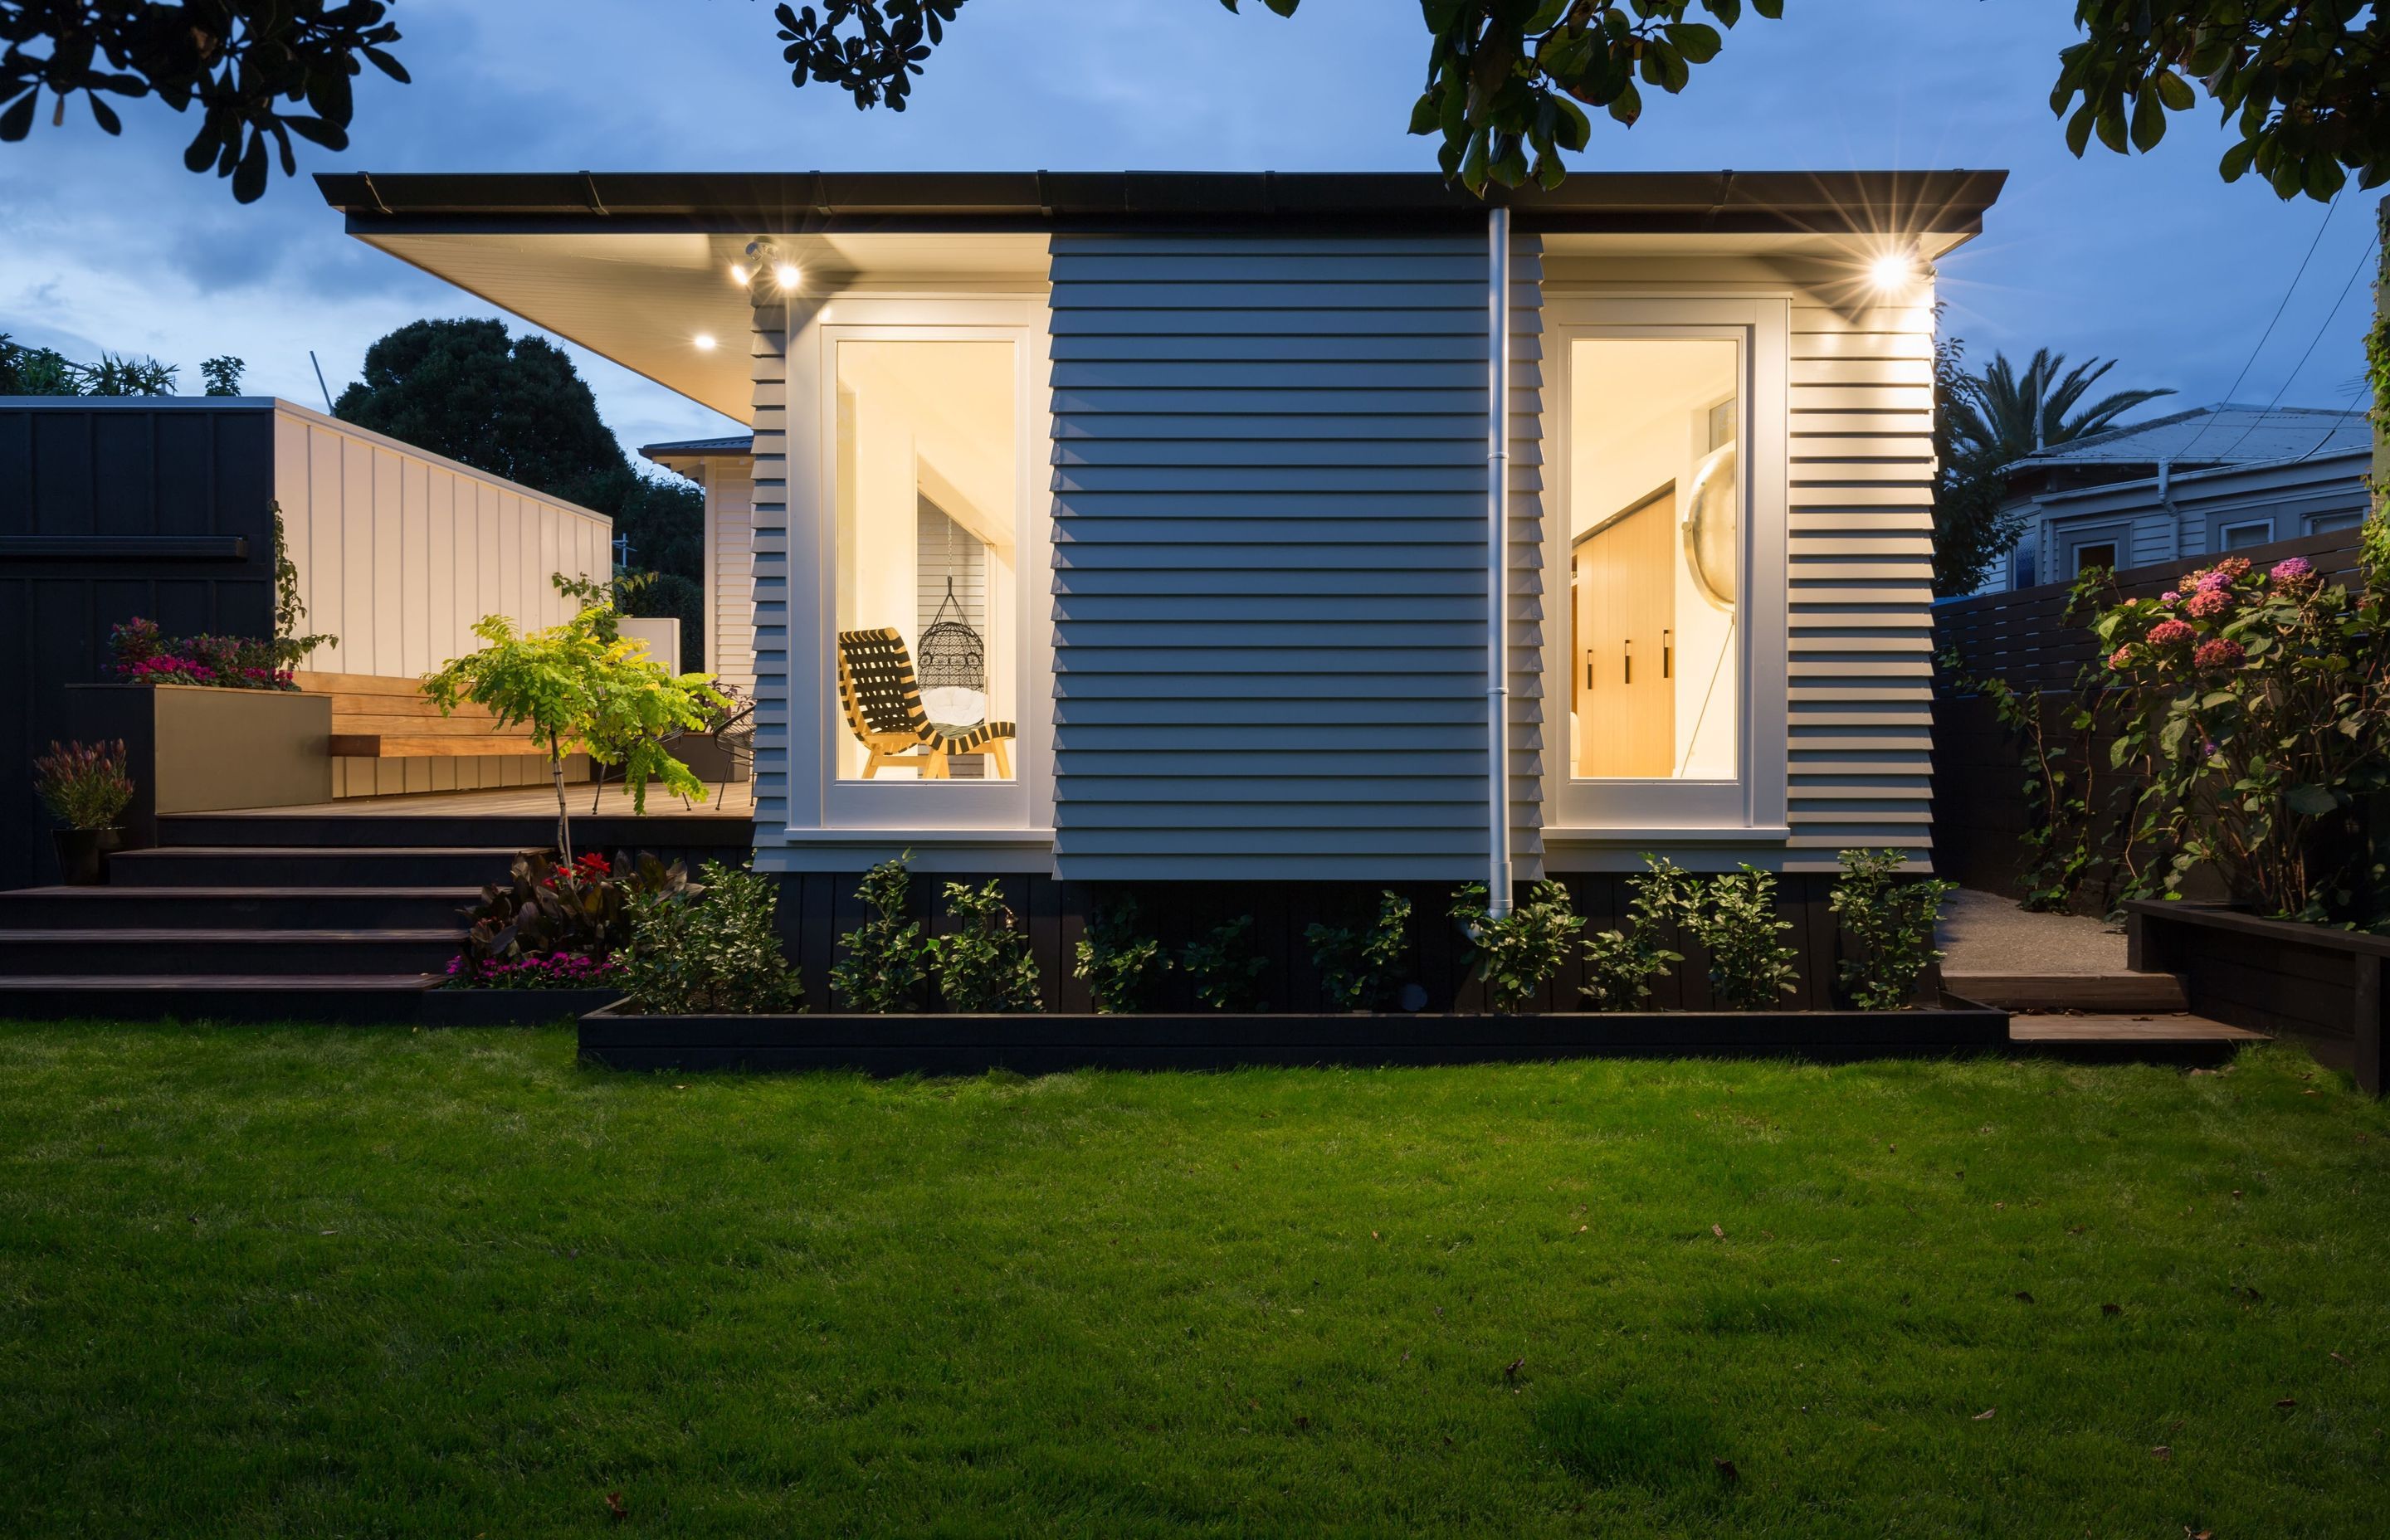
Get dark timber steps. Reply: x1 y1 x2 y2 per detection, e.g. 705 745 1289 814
0 826 538 1020
0 886 479 929
109 846 528 889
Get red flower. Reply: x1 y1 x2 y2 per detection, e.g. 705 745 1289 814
2185 589 2230 620
2193 638 2244 670
2146 619 2196 647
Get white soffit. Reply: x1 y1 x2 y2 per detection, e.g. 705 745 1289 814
357 231 1051 423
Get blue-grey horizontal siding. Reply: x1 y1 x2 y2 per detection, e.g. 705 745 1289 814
1048 234 1544 881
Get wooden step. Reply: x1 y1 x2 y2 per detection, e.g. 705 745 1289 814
0 973 432 1023
0 886 476 929
106 846 530 888
2008 1011 2266 1067
1944 972 2187 1012
0 928 461 976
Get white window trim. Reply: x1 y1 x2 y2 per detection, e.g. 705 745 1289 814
1542 294 1790 835
781 295 1053 834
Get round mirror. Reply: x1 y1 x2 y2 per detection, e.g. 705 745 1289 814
1682 441 1738 610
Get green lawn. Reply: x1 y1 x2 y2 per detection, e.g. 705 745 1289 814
2 1026 2386 1538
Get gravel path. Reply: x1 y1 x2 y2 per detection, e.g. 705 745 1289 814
1935 887 2128 975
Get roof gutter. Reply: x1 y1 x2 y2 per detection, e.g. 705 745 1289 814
1485 205 1514 919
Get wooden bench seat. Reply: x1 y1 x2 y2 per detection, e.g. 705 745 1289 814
296 671 549 760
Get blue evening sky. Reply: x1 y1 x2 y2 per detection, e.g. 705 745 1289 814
2 0 2379 462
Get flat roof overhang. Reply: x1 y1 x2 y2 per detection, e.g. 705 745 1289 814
319 169 2005 422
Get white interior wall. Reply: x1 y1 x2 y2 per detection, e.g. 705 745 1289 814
1569 338 1738 778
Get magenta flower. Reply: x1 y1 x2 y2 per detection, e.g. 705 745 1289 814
2186 589 2231 620
2193 570 2232 594
2147 619 2197 647
2270 556 2314 585
2193 638 2245 670
2158 590 2180 603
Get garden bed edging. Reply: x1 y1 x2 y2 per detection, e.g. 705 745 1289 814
578 996 2008 1074
421 988 627 1027
2124 900 2384 1094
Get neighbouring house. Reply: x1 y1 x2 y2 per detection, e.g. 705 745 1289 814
0 393 616 884
307 167 2002 897
1979 403 2372 592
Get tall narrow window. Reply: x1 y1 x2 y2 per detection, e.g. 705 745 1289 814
1568 336 1741 781
831 339 1019 781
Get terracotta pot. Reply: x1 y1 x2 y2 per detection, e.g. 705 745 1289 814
52 826 122 886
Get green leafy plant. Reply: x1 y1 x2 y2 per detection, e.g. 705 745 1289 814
1074 896 1167 1014
2086 538 2390 924
1686 865 1801 1011
1450 880 1581 1012
1579 855 1694 1011
621 859 802 1016
1305 891 1411 1011
932 880 1043 1013
1830 849 1957 1011
422 602 717 859
201 355 244 395
830 855 929 1013
31 738 132 830
1181 914 1268 1012
452 850 692 985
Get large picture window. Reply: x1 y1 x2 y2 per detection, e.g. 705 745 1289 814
1547 296 1788 836
831 338 1019 782
1568 334 1742 782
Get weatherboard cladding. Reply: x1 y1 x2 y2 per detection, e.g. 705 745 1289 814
1046 234 1544 880
1782 297 1936 863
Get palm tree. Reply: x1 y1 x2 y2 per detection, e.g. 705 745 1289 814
1944 348 2174 469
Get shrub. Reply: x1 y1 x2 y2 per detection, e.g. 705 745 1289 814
1074 896 1167 1014
1450 880 1580 1011
1182 914 1269 1012
2088 531 2390 923
620 860 802 1015
1580 855 1694 1011
32 739 134 830
451 850 691 985
931 880 1043 1013
110 617 294 690
1687 865 1801 1011
1831 849 1956 1010
1305 891 1412 1011
831 855 930 1013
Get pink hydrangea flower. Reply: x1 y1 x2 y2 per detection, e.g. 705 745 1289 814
2158 590 2180 603
2107 645 2139 670
2193 637 2244 670
2185 589 2231 619
2214 556 2252 580
2147 619 2197 647
2270 556 2314 585
2193 570 2232 594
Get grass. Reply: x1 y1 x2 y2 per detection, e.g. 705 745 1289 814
1 1025 2386 1538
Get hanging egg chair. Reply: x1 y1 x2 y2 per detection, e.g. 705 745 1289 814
915 577 988 729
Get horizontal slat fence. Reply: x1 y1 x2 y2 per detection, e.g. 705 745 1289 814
1930 525 2368 895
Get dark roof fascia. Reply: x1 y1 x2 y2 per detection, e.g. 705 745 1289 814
641 434 754 459
317 169 2005 239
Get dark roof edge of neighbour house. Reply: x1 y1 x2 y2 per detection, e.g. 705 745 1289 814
641 434 755 461
314 168 2006 237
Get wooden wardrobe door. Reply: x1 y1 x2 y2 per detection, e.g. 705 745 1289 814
1573 491 1676 778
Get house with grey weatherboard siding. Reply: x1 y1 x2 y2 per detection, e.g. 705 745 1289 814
1982 403 2372 592
319 168 2003 901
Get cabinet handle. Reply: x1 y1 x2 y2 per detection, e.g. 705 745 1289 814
1663 628 1672 680
1623 637 1632 685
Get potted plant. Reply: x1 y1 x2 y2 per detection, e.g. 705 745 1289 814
32 739 134 885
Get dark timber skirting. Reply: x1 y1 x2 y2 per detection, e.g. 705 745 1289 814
580 998 2011 1075
768 872 1864 1017
2126 901 2386 1094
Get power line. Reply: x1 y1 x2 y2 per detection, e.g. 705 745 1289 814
2210 231 2379 465
2175 188 2344 462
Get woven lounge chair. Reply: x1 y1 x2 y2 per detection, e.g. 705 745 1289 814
835 626 1015 779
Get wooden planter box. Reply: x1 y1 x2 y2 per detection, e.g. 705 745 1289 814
420 987 626 1027
62 684 332 847
578 997 2009 1075
2125 900 2385 1094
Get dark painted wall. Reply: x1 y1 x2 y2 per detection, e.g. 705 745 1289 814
1 400 280 888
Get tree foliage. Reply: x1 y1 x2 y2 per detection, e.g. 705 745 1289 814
0 333 176 395
9 3 2383 203
0 0 407 202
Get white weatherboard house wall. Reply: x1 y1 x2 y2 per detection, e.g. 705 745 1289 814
324 169 2002 880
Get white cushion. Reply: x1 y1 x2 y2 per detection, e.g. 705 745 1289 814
920 686 988 729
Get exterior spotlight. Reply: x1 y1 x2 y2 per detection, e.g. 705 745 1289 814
693 334 718 352
728 262 750 286
1868 251 1916 293
773 261 802 290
